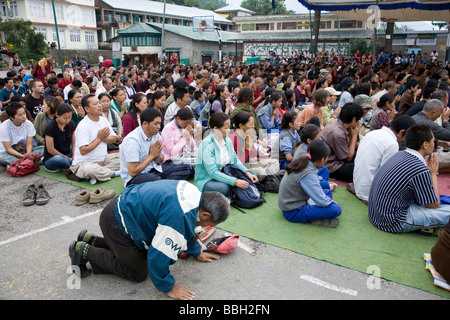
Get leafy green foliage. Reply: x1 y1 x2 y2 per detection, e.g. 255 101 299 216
240 0 294 15
0 18 48 62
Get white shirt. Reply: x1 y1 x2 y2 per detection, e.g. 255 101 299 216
214 138 230 169
71 116 115 166
164 101 181 126
172 72 180 82
95 86 108 97
371 89 387 102
63 84 76 101
0 119 35 153
353 126 399 201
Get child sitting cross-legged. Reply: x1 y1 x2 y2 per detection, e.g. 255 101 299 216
278 139 342 228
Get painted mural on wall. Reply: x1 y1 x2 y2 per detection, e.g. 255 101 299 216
243 42 349 57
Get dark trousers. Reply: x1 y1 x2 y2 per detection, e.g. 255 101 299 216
86 196 148 282
329 162 354 182
127 160 193 186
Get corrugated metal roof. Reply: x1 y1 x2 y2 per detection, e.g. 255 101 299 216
149 23 241 42
101 0 232 24
214 4 255 14
117 22 161 35
227 30 373 41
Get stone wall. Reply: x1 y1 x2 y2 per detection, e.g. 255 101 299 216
49 48 113 68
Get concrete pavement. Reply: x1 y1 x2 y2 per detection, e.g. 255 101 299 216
0 170 447 303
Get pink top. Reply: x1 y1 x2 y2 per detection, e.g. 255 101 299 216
160 119 195 162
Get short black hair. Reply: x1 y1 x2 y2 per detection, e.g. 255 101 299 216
405 124 433 151
141 107 162 123
209 112 230 129
81 93 95 108
339 102 363 124
388 114 415 135
173 87 188 102
6 102 25 118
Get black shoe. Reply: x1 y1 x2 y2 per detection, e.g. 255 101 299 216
77 229 97 246
68 241 91 277
22 184 37 206
63 168 83 182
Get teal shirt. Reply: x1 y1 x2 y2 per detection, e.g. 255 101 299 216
195 132 249 192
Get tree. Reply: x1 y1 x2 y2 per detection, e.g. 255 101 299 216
384 22 395 53
0 18 48 62
240 0 295 15
312 10 321 55
349 38 372 56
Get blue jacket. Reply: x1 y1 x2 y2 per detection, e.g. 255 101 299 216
194 132 249 192
114 180 202 292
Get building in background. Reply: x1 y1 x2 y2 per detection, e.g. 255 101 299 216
95 0 233 49
4 0 99 50
113 22 241 66
377 30 448 59
229 13 372 61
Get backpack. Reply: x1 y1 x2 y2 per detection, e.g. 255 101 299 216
222 165 265 211
261 169 285 193
7 153 41 177
205 233 239 254
262 175 280 193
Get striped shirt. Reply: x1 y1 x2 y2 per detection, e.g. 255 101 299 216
368 149 438 233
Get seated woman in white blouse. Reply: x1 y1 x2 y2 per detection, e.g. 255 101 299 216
0 102 44 166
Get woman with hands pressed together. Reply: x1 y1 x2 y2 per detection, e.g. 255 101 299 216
195 112 258 197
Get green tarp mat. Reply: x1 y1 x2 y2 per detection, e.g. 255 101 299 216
35 168 450 298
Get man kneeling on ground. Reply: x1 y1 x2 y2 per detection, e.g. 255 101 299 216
69 180 230 300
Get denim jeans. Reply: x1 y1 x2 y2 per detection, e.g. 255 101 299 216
401 203 450 232
0 145 44 166
43 153 73 171
203 179 231 197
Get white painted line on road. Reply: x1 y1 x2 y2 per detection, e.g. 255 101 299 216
0 209 102 247
300 274 358 296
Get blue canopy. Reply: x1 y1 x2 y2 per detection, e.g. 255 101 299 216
297 0 450 21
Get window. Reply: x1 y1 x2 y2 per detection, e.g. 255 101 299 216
85 30 95 43
392 38 406 45
35 27 47 41
2 1 18 17
255 23 270 31
82 8 94 24
29 1 45 18
339 20 357 28
52 4 63 20
282 22 297 30
104 10 113 22
416 38 436 46
70 29 81 42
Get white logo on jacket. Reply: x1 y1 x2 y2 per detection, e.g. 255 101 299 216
152 224 187 260
177 181 201 214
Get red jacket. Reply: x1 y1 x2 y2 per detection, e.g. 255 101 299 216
228 131 257 164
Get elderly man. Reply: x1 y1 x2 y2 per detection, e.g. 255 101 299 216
251 77 265 110
371 81 397 102
412 96 450 169
95 76 113 97
58 71 72 90
69 179 230 300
